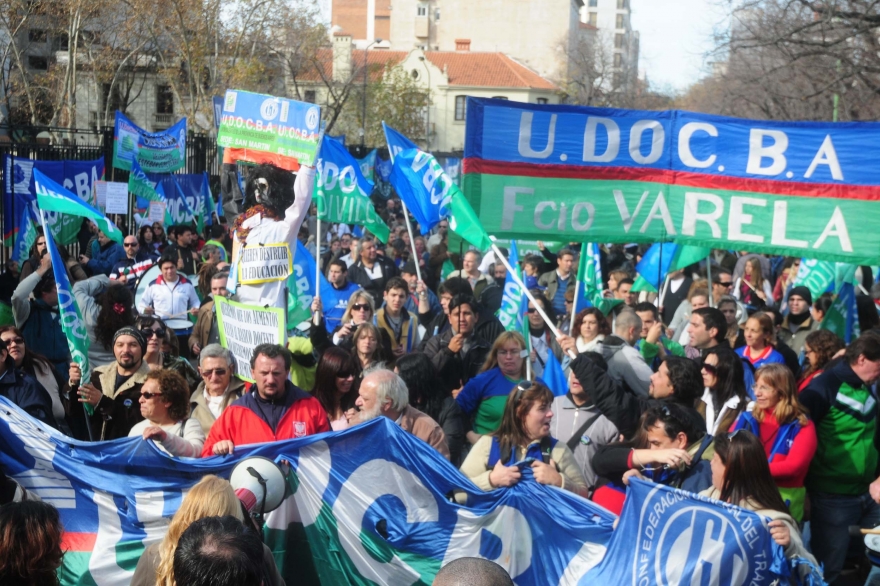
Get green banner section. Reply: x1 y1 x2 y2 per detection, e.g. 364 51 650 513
316 184 390 244
463 174 880 264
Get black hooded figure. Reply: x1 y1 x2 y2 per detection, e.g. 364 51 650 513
229 163 316 309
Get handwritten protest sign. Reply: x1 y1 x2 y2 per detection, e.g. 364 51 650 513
215 296 286 381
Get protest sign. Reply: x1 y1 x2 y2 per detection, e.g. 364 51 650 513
104 182 129 214
215 296 286 381
113 111 186 172
464 98 880 264
148 201 166 223
3 156 104 245
237 242 292 285
95 181 107 209
217 89 322 168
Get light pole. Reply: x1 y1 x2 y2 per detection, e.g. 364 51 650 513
361 39 382 149
418 55 431 152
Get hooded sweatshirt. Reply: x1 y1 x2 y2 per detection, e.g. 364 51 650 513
598 335 653 397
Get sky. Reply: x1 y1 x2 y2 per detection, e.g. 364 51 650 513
629 0 730 94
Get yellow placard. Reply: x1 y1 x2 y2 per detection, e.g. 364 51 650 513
237 242 293 285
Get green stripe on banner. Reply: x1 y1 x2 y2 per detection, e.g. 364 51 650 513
59 552 97 586
463 174 880 264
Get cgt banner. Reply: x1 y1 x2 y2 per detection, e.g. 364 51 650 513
215 296 286 381
464 98 880 264
113 112 186 173
0 397 820 586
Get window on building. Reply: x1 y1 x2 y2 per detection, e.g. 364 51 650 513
28 29 46 43
102 83 124 114
491 96 508 100
536 97 548 104
156 84 174 114
417 5 427 16
52 33 68 51
615 33 624 48
613 72 623 88
617 0 628 8
588 0 598 6
435 9 440 20
304 90 316 103
455 95 467 121
613 53 622 67
616 14 625 28
28 56 47 70
588 11 597 26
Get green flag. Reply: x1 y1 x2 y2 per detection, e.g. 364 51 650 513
128 159 163 202
668 246 711 272
631 274 658 293
34 169 123 245
793 259 837 301
448 185 492 252
577 243 623 315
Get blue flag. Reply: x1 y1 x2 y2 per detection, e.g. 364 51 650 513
584 478 823 584
635 243 678 291
11 205 38 263
383 121 418 161
543 351 568 397
33 169 123 245
389 148 454 234
357 149 377 181
496 242 525 333
288 240 347 331
376 156 393 182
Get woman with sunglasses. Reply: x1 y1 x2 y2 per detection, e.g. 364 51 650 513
736 313 785 393
702 430 818 576
697 347 748 436
0 326 75 437
459 381 588 498
456 332 544 446
525 293 563 379
798 329 844 392
72 276 136 369
313 347 358 431
128 370 205 457
151 222 168 252
136 316 200 392
310 291 393 362
729 364 816 523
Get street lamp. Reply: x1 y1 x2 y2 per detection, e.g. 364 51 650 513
361 39 382 149
418 55 431 152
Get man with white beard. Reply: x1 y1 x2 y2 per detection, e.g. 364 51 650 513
354 368 449 459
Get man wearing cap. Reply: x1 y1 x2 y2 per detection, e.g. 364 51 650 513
400 259 441 320
68 326 151 441
778 286 816 356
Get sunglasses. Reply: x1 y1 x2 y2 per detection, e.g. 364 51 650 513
351 303 371 312
140 327 166 339
124 242 138 247
514 380 531 402
525 307 537 314
660 404 687 429
201 368 228 377
715 281 733 288
336 371 354 379
140 391 163 400
701 363 718 375
3 337 23 346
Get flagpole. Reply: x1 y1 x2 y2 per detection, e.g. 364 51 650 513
313 216 322 326
492 243 575 358
385 143 423 283
707 255 714 307
569 278 580 336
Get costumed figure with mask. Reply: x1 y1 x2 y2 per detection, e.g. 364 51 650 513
229 164 315 310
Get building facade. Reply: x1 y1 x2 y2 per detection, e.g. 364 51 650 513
581 0 640 89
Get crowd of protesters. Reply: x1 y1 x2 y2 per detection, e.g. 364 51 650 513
5 185 880 585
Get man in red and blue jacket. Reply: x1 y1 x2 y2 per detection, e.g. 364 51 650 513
202 344 330 457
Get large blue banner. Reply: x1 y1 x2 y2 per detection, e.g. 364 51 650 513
3 156 104 243
0 397 823 586
113 111 187 173
390 148 454 234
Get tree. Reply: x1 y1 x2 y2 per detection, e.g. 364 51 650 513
683 1 880 121
562 29 650 109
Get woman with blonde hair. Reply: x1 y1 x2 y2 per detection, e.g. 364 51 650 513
455 332 545 444
130 474 283 586
734 257 774 309
310 290 393 361
736 313 786 377
729 364 816 523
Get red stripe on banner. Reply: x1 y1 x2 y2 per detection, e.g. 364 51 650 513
462 158 880 201
61 532 97 551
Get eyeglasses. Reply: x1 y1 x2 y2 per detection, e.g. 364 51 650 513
701 363 718 375
497 349 521 357
351 304 371 312
140 391 163 400
140 327 166 339
3 337 23 346
201 368 228 378
124 242 138 247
